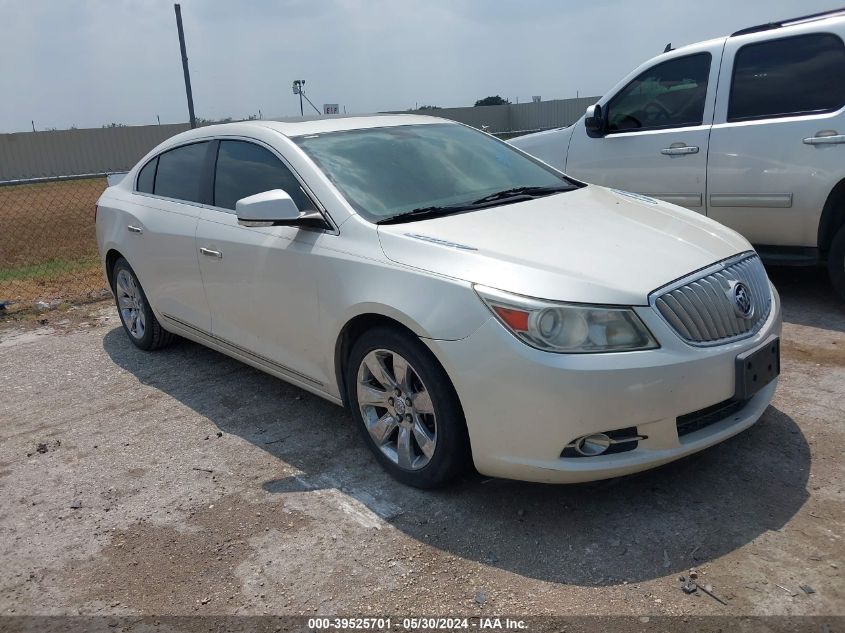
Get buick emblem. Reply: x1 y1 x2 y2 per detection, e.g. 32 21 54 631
728 281 754 319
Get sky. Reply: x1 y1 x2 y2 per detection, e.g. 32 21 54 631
1 0 840 133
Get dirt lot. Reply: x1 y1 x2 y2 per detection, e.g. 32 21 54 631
0 266 842 623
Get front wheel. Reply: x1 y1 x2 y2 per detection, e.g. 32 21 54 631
112 257 175 350
829 224 845 301
346 327 470 488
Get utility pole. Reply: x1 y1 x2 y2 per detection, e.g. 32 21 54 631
174 4 197 128
293 80 305 116
292 80 321 116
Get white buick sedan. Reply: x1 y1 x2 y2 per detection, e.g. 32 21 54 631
96 115 781 488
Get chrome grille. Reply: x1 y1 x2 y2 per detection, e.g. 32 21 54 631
652 254 772 345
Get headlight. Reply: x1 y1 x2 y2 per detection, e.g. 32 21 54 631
475 285 658 353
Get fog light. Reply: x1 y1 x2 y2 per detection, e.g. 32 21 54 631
575 433 611 456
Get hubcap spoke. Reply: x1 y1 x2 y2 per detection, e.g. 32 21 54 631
358 383 389 407
397 426 413 468
392 354 410 391
369 413 398 445
411 389 434 415
136 309 145 336
365 353 397 390
412 416 436 459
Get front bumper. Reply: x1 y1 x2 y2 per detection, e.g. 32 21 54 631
425 285 782 484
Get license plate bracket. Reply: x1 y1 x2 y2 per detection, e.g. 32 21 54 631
735 335 780 401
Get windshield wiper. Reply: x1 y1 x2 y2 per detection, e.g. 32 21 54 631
376 184 575 225
376 204 475 225
471 184 574 205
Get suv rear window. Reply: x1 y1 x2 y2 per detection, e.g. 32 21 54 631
153 141 209 203
728 33 845 122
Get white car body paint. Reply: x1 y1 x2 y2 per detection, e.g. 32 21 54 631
97 115 781 484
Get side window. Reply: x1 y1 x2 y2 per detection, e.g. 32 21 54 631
606 53 711 133
728 33 845 122
136 157 157 193
213 140 314 212
153 141 209 203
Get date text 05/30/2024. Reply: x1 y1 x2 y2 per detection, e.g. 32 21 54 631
307 617 528 630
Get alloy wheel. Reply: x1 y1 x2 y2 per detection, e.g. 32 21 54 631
356 349 437 470
115 269 146 340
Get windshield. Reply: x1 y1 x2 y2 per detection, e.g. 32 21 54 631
293 123 577 222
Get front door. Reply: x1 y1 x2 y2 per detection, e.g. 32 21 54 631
566 48 718 212
196 139 328 384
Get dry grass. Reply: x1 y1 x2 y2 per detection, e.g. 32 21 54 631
0 178 108 307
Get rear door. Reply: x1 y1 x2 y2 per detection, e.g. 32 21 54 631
565 46 719 212
126 141 212 331
196 139 328 383
707 29 845 246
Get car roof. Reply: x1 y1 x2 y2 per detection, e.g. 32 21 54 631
730 7 845 37
663 9 845 57
176 114 451 142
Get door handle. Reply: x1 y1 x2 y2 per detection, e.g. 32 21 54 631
803 133 845 145
200 247 222 259
127 225 143 234
661 145 699 155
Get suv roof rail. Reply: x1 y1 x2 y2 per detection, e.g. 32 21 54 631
731 6 845 37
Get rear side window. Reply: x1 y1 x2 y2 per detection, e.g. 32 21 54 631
606 53 711 133
136 157 157 193
213 140 314 212
153 141 209 203
728 33 845 122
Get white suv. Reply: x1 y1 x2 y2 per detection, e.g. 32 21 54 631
511 8 845 298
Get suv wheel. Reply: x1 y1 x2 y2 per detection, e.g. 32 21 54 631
112 257 176 350
346 327 470 488
829 224 845 301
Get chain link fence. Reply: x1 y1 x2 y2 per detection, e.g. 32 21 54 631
0 122 556 316
0 176 110 313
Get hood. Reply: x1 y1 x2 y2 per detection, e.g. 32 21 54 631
508 125 575 168
377 185 751 305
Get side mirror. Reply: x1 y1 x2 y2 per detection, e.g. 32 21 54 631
584 103 606 136
236 189 327 229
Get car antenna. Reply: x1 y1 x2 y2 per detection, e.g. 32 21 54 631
664 42 674 53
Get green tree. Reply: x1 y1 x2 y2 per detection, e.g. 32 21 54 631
474 95 510 107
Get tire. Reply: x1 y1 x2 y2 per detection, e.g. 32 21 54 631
829 224 845 301
346 326 470 488
827 224 845 301
112 257 176 351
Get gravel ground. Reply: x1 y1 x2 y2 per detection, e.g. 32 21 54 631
0 266 842 620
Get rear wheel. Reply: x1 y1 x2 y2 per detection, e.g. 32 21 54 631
829 224 845 301
346 327 470 488
112 257 175 350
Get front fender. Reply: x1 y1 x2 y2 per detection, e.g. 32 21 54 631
509 125 575 171
315 252 492 400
